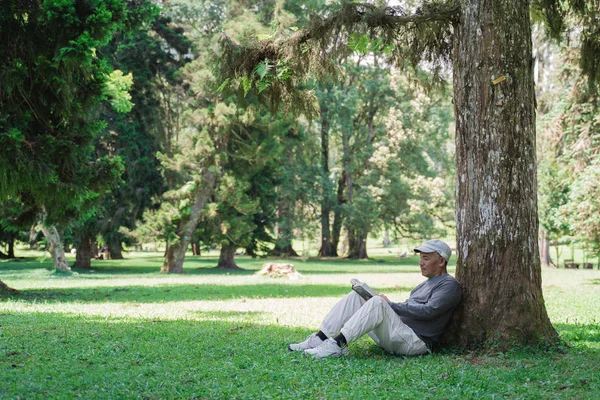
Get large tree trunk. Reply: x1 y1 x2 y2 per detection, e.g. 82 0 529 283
161 168 219 273
347 228 368 260
319 207 333 256
318 99 336 257
383 229 391 248
74 233 94 270
330 172 345 257
191 239 201 256
6 234 15 258
339 227 349 257
28 224 38 249
0 234 16 258
107 237 124 260
446 0 558 348
271 244 299 257
272 202 299 257
39 224 70 272
0 279 19 295
539 229 554 267
217 244 239 269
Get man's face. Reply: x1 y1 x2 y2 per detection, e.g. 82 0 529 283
419 252 446 278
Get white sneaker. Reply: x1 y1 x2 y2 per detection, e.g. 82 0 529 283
288 333 324 352
304 338 348 359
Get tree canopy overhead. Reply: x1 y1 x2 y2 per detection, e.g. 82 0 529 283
218 1 458 114
0 0 157 217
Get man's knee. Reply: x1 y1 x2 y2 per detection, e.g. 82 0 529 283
368 296 385 306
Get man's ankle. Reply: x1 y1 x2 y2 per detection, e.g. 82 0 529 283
333 333 347 347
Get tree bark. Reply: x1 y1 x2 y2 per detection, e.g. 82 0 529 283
271 244 299 257
446 0 558 348
191 240 201 256
28 224 38 249
74 233 94 270
6 234 15 258
318 99 335 257
107 238 124 260
39 224 70 272
539 229 554 267
318 208 333 256
383 229 391 248
330 172 345 256
161 168 219 273
0 279 19 295
272 202 299 257
347 228 368 259
339 228 349 257
217 244 240 269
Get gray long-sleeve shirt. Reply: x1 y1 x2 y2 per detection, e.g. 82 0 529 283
389 274 462 347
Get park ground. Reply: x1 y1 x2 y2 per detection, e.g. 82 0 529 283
1 248 599 399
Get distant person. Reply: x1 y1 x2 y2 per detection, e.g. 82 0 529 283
289 239 462 359
98 246 110 260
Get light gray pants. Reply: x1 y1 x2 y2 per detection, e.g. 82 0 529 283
319 291 428 356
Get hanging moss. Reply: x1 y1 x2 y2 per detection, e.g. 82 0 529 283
217 1 458 115
532 0 600 91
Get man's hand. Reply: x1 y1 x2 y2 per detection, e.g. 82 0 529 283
378 294 391 303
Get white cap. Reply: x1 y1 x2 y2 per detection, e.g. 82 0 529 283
414 239 451 262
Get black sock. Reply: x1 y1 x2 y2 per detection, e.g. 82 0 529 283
334 333 347 347
316 331 328 341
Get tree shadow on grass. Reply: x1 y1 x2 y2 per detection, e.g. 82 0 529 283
2 312 600 399
1 256 434 278
0 311 326 399
2 256 416 273
13 283 417 304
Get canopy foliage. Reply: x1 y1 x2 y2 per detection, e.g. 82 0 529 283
0 0 157 221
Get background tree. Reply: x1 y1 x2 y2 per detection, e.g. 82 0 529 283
535 1 600 265
0 203 19 260
554 78 600 261
331 55 395 259
270 127 321 257
90 14 188 261
195 113 286 270
372 69 455 244
0 0 156 272
155 0 315 272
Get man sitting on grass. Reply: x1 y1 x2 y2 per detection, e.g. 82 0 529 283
289 239 462 359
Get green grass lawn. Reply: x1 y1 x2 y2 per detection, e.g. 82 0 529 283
1 253 600 399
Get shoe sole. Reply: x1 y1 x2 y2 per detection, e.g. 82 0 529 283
305 348 349 358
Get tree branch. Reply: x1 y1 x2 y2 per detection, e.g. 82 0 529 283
218 1 458 114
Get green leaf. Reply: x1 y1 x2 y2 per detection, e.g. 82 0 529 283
253 60 272 80
348 33 370 54
103 69 134 113
257 79 271 93
241 75 252 97
216 78 230 93
276 60 292 81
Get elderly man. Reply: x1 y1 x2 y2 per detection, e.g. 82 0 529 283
289 239 462 359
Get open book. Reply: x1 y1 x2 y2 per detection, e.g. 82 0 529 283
350 278 378 301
